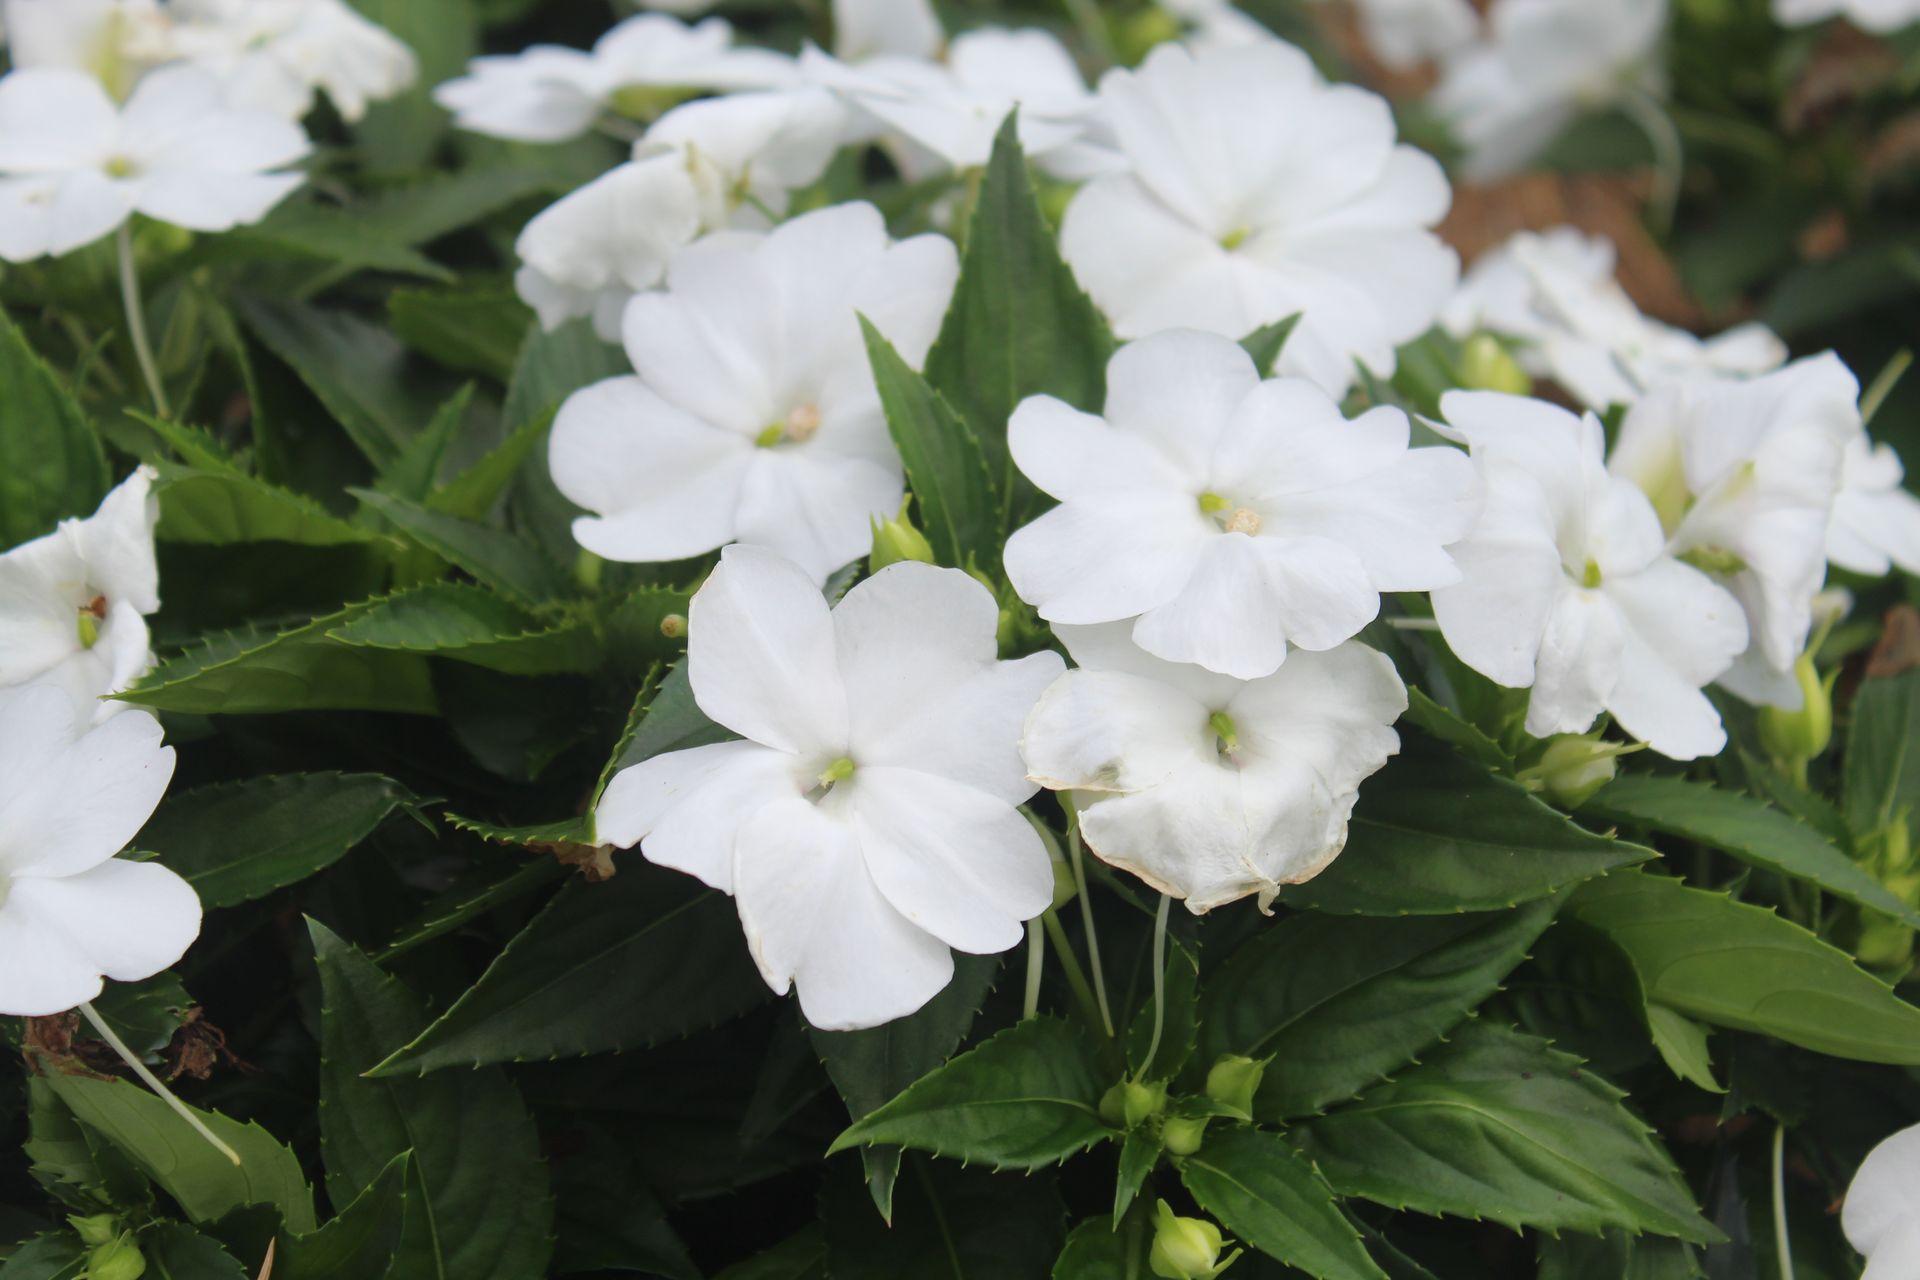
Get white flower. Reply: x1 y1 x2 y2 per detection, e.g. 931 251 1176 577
801 27 1113 179
548 202 956 583
1022 622 1405 914
1059 41 1458 397
1346 0 1479 69
833 0 944 61
1431 391 1748 760
167 0 417 124
514 88 847 339
597 547 1064 1030
1829 433 1920 577
1431 0 1667 181
1610 356 1858 706
1845 1123 1920 1280
0 64 308 261
1161 0 1277 51
0 687 196 1018
433 14 795 144
1775 0 1920 32
0 468 159 721
1003 330 1479 681
0 0 174 99
1442 228 1787 412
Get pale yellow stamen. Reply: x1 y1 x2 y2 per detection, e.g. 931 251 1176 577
1223 507 1261 536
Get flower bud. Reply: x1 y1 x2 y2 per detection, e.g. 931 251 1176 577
87 1237 147 1280
69 1215 118 1247
1150 1201 1238 1279
659 613 687 641
1203 1055 1265 1117
1162 1115 1208 1156
1117 9 1182 64
1459 334 1531 396
1517 733 1638 809
1100 1079 1168 1129
869 503 936 573
1757 653 1835 769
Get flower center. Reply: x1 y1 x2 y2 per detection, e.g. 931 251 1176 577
1220 227 1251 252
1198 492 1261 536
1678 546 1747 578
1209 711 1240 760
1579 558 1603 590
757 403 822 448
77 594 107 648
0 873 10 910
103 155 138 179
816 756 856 789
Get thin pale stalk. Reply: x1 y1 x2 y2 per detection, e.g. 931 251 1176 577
1862 348 1913 427
1622 89 1684 235
1065 812 1115 1037
1773 1124 1795 1280
79 1001 240 1166
116 223 169 419
1041 910 1106 1040
1023 916 1045 1020
1139 893 1172 1076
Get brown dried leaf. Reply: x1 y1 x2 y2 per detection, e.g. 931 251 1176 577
1866 605 1920 678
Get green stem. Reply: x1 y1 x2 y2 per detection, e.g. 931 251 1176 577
79 1001 240 1166
1772 1124 1795 1280
116 222 169 419
1023 916 1044 1020
1065 811 1115 1038
1139 893 1171 1077
1042 910 1107 1041
1861 348 1913 427
1622 89 1684 235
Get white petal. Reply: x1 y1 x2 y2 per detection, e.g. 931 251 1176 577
732 447 903 585
687 545 848 754
0 172 131 260
1020 667 1210 794
598 740 798 891
0 525 87 686
1052 621 1245 707
1004 491 1211 624
73 466 160 615
0 691 173 880
1007 395 1187 500
131 171 304 232
846 766 1052 954
1846 1125 1920 1258
122 65 312 174
1229 641 1407 796
1104 329 1261 477
0 68 117 172
1059 178 1255 343
1523 587 1623 739
0 858 200 1014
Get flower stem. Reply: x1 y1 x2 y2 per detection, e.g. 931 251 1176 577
1041 909 1107 1039
1023 916 1045 1020
79 1001 240 1167
1861 348 1913 427
1061 0 1118 65
1622 89 1684 235
116 222 169 419
1139 893 1172 1076
1772 1123 1795 1280
1064 811 1115 1038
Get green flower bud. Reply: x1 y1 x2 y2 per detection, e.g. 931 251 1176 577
1162 1115 1208 1156
1203 1055 1265 1117
1459 334 1531 396
868 502 935 572
1117 9 1183 64
1150 1201 1239 1279
68 1215 118 1247
87 1237 147 1280
1757 654 1835 770
1517 733 1640 810
1099 1082 1128 1127
1123 1080 1168 1129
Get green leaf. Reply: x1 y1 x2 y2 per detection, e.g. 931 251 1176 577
24 1076 148 1211
924 114 1115 530
822 1159 1064 1280
141 1223 249 1278
1566 867 1920 1063
0 308 108 548
1197 898 1557 1119
376 384 472 504
346 0 477 174
1402 687 1515 774
36 1071 316 1233
376 857 563 961
1113 1131 1158 1224
0 1233 86 1278
91 972 194 1059
1124 940 1198 1082
1645 1004 1724 1094
389 284 529 381
310 922 554 1280
1582 773 1920 927
1052 1212 1150 1279
273 1153 411 1280
236 295 443 468
118 602 438 716
1291 1022 1719 1243
811 953 1001 1221
152 461 385 548
356 489 569 606
1843 669 1920 840
427 411 553 522
1176 1126 1386 1280
327 582 602 675
371 863 769 1073
1286 735 1649 914
142 772 415 908
216 202 454 283
502 319 626 432
861 318 1001 573
714 1226 827 1280
600 661 730 787
827 1017 1112 1171
1536 1230 1702 1279
1239 314 1302 372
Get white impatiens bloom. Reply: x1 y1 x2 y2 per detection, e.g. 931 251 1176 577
1829 434 1920 577
514 88 847 338
549 202 956 583
1003 331 1479 681
166 0 418 124
0 468 160 721
1844 1123 1920 1280
1059 41 1458 397
1610 356 1858 707
1441 228 1786 412
1432 392 1748 760
1346 0 1479 70
597 547 1065 1030
1432 0 1668 181
833 0 944 61
434 14 795 144
802 27 1114 180
0 64 308 261
1022 623 1405 914
0 0 174 99
0 687 196 1017
1775 0 1920 32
